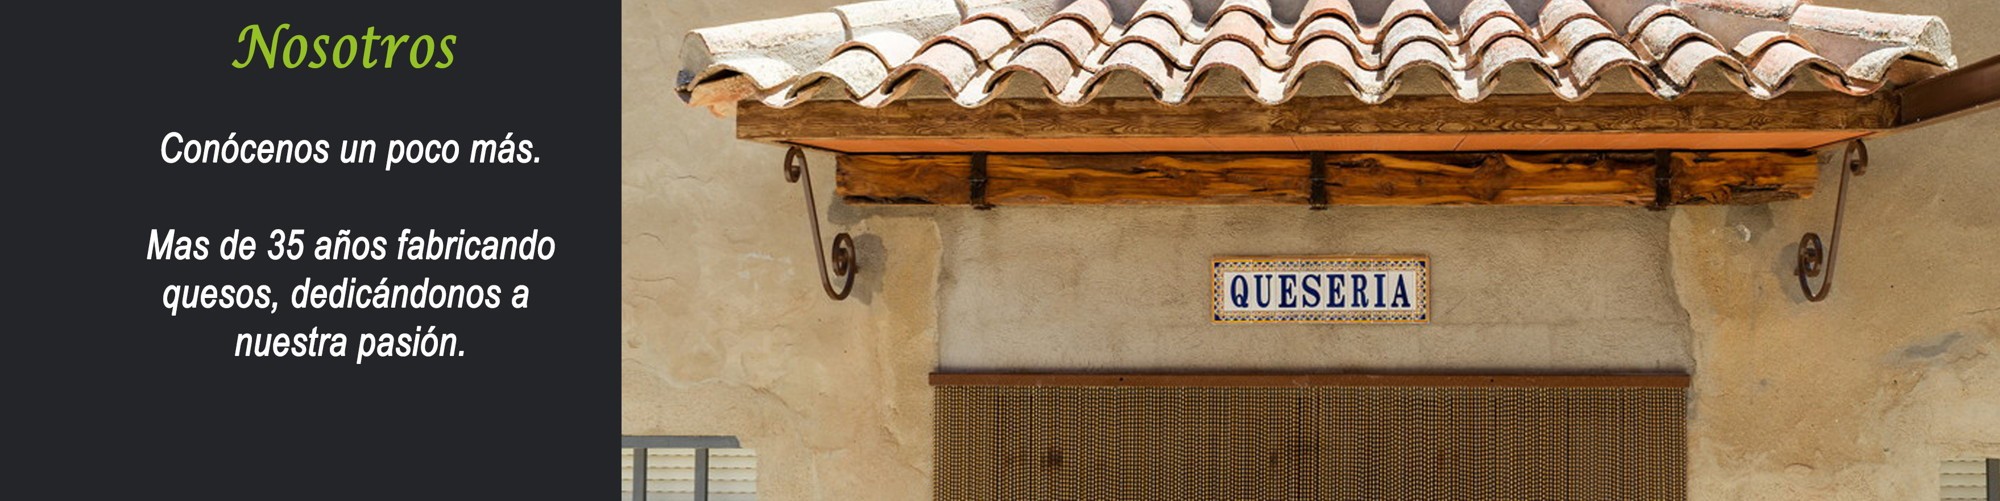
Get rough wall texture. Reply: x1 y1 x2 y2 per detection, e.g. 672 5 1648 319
627 1 1995 500
1672 3 2000 498
934 206 1691 372
624 1 939 499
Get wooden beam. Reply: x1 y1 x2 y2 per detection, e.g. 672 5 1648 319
928 372 1692 388
1897 53 2000 128
790 131 1867 153
837 151 1816 206
742 93 1893 153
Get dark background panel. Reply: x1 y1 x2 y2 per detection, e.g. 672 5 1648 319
14 2 616 498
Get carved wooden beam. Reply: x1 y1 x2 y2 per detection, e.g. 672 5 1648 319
837 151 1817 207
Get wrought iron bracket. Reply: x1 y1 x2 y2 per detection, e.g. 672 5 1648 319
782 146 855 300
1648 150 1674 211
969 152 992 210
1309 152 1329 210
1795 140 1867 302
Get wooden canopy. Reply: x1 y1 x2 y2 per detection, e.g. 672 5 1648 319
738 91 1902 207
683 1 1992 208
735 53 1993 208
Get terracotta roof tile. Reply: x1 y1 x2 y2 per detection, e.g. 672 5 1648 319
678 0 1957 112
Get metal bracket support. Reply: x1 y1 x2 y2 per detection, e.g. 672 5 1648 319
969 152 992 210
782 146 856 300
1309 152 1329 210
1649 150 1674 211
1795 140 1866 302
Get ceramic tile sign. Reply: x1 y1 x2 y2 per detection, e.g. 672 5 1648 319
1211 256 1430 324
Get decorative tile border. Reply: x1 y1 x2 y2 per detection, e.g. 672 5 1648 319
1211 256 1430 324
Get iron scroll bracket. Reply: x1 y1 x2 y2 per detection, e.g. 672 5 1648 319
782 146 856 301
1795 140 1867 302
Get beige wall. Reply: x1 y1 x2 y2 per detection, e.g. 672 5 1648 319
624 1 939 499
933 206 1691 372
624 1 1998 499
1671 3 2000 498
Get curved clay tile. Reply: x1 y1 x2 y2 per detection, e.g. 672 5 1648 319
681 12 848 91
964 6 1042 35
1674 0 1798 52
679 0 1960 108
959 0 1063 22
1679 0 1800 19
834 0 964 40
1786 4 1953 82
1379 0 1446 33
792 49 897 101
1544 15 1623 66
1566 38 1648 89
1105 17 1196 70
919 17 1019 61
1623 3 1682 38
1744 41 1837 90
1472 36 1563 88
1459 0 1529 36
1633 13 1722 63
1653 39 1751 91
1298 0 1361 34
1588 0 1672 36
834 31 925 65
891 42 985 92
1130 0 1203 42
1211 0 1276 23
1460 17 1540 69
1096 42 1194 100
1043 0 1118 38
989 44 1084 95
1733 31 1810 60
1291 16 1368 60
1189 40 1289 104
1378 15 1458 58
1201 10 1290 69
1538 0 1614 43
1379 41 1458 91
751 81 814 109
1287 37 1376 94
853 73 919 108
1023 18 1105 64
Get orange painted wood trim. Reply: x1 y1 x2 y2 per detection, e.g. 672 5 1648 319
928 372 1692 388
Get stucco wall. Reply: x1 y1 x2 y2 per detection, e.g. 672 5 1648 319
1671 3 2000 498
625 1 1996 499
624 1 939 499
933 206 1691 371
